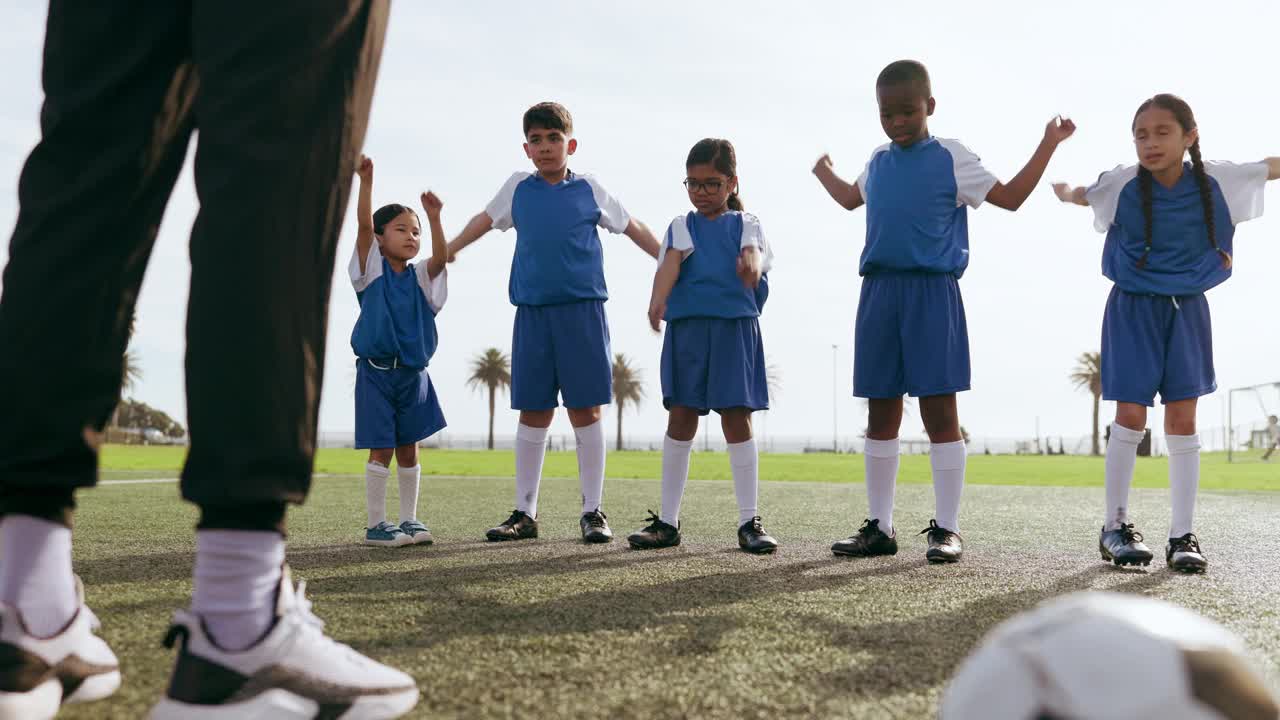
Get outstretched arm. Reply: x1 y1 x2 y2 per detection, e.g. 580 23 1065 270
422 191 448 278
446 212 494 259
648 250 683 332
355 155 375 274
812 154 864 210
624 218 661 259
986 117 1077 211
1051 182 1090 206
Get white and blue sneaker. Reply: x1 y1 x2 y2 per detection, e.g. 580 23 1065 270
398 520 433 546
0 578 121 720
149 567 419 719
364 522 412 548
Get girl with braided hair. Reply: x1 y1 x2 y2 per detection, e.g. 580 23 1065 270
1053 93 1280 573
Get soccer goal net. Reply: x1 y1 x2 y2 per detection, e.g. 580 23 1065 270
1227 382 1280 463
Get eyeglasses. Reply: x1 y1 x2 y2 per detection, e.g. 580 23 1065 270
683 178 727 193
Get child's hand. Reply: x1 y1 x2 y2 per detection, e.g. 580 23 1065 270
1044 116 1077 145
736 248 762 288
421 191 443 218
1051 182 1074 203
648 300 665 333
812 153 834 176
356 155 373 182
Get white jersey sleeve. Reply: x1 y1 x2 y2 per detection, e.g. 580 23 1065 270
740 212 773 273
583 174 632 234
1084 165 1139 233
413 263 448 313
656 215 693 266
939 139 999 208
484 172 529 231
349 242 384 293
1204 160 1268 225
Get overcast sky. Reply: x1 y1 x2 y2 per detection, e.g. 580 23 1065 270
2 1 1277 450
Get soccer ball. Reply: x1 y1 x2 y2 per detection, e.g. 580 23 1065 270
940 592 1278 720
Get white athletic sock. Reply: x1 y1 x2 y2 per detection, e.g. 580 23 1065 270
1167 433 1201 539
192 530 285 651
1104 423 1145 530
728 438 759 526
863 438 900 534
0 515 78 636
931 440 967 534
397 463 421 524
574 420 606 514
515 423 549 517
365 461 390 528
660 435 694 526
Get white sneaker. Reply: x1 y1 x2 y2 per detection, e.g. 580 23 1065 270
0 579 121 720
149 567 418 719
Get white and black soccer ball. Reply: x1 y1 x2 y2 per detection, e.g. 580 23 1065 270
940 592 1278 720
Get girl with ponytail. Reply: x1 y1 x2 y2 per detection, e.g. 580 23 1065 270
626 138 778 555
1053 94 1280 574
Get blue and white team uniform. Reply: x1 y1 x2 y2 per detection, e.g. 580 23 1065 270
1086 160 1268 406
659 210 773 414
349 243 448 448
485 170 632 410
852 137 998 398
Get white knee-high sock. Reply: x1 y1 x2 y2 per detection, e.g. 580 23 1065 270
574 420 606 514
192 530 285 651
863 438 900 534
728 438 759 525
931 440 967 534
365 461 390 528
0 515 78 636
398 463 421 524
1104 423 1145 530
1167 433 1201 539
515 423 549 517
661 435 694 526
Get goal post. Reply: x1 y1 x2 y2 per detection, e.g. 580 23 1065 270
1227 382 1280 463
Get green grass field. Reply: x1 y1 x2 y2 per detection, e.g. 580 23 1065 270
100 444 1280 490
64 447 1280 718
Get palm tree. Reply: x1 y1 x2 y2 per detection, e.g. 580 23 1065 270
1069 351 1103 456
466 348 511 450
121 349 143 397
612 353 645 451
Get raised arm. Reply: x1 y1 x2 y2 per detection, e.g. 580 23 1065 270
355 155 375 274
1051 182 1090 206
421 191 448 278
624 218 661 259
812 154 864 211
446 212 494 259
985 117 1076 211
648 250 683 332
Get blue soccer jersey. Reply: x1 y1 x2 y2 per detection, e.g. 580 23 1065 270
348 243 447 369
1085 160 1268 296
855 137 998 277
661 210 773 321
485 170 631 306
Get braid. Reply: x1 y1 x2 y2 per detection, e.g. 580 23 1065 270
1188 140 1231 269
1136 166 1154 270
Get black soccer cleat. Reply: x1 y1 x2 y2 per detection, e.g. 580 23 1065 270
1166 533 1209 574
485 509 538 542
920 519 963 563
627 511 681 550
831 518 898 557
580 509 613 544
1099 523 1154 567
737 516 778 554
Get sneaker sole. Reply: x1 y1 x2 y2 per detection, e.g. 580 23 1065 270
627 538 680 550
1100 548 1153 567
831 547 897 557
926 553 961 564
485 533 537 542
0 679 62 720
64 669 122 705
740 545 778 555
149 686 419 720
582 533 613 544
364 537 414 547
409 535 434 546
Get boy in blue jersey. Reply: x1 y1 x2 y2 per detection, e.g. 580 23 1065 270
350 155 449 548
448 102 661 544
813 60 1075 563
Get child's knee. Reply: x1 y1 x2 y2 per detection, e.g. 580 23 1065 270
394 443 419 466
368 448 394 466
